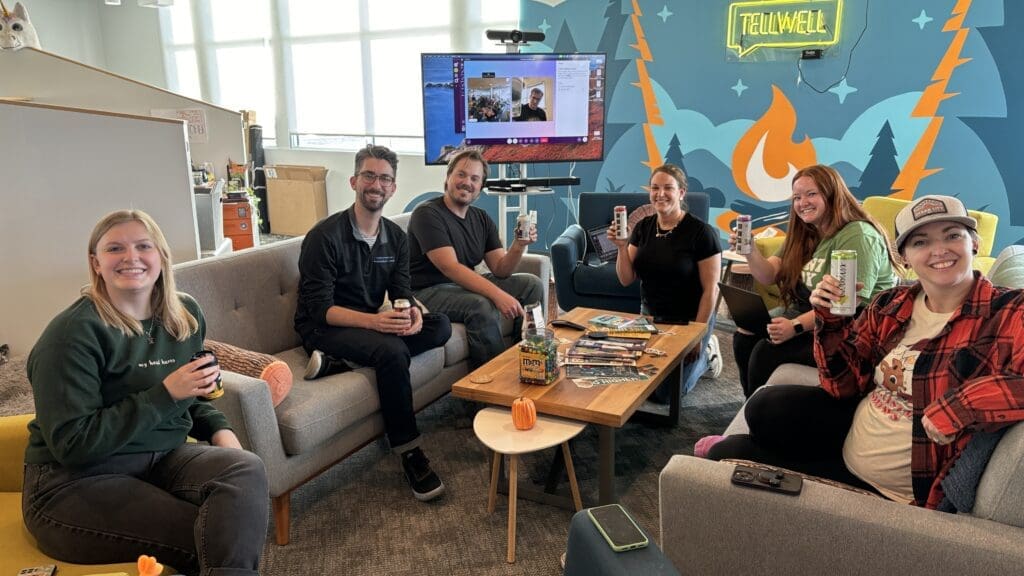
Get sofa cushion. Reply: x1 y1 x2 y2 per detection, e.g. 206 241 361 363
271 346 445 455
973 421 1024 527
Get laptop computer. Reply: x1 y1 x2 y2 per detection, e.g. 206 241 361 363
586 224 619 264
718 282 772 337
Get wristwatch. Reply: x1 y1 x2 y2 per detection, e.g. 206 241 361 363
791 319 805 335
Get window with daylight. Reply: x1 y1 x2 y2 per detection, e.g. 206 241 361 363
161 0 520 153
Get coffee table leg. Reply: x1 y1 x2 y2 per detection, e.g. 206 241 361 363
598 425 615 504
508 454 518 563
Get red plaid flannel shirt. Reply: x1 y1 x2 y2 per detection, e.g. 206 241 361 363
814 272 1024 508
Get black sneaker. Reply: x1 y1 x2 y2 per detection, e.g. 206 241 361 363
400 447 445 501
303 350 351 380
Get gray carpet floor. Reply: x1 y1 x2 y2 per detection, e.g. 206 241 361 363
0 328 744 575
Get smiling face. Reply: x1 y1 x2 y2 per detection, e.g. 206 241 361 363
444 157 485 208
901 220 978 292
790 175 829 229
350 157 396 213
90 220 163 302
648 171 684 217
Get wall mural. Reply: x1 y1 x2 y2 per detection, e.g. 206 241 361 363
520 0 1023 249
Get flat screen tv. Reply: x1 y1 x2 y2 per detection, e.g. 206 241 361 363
421 52 607 165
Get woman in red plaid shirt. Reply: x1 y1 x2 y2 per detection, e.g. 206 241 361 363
709 195 1024 508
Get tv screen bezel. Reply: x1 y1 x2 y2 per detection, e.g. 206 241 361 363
420 51 607 166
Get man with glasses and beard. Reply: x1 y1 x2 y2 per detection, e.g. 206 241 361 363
407 149 544 369
294 144 451 501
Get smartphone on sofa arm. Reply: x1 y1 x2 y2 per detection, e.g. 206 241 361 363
587 504 649 552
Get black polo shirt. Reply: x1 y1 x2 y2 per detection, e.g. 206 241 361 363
295 206 416 334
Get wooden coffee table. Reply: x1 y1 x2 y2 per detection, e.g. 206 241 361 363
452 307 707 504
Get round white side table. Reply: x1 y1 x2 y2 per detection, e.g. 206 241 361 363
473 406 586 563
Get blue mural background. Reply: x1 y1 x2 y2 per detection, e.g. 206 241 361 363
512 0 1023 251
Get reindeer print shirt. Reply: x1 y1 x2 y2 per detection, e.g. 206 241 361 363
843 292 952 503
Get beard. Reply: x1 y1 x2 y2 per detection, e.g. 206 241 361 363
447 184 478 207
358 188 387 212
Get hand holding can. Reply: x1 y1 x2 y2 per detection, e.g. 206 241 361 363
190 350 224 400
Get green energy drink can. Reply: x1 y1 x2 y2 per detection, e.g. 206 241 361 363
830 250 857 316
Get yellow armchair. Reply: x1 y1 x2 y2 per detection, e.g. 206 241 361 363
0 414 140 576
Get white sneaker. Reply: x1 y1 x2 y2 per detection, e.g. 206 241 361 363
304 350 325 380
706 335 723 379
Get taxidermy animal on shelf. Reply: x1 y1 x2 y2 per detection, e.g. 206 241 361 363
0 1 40 51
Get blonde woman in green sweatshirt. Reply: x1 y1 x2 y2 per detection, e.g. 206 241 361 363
22 210 268 576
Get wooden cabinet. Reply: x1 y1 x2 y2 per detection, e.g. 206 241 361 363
222 199 257 250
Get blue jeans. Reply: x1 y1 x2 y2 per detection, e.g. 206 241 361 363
648 316 716 402
302 313 452 451
22 444 268 576
415 273 544 369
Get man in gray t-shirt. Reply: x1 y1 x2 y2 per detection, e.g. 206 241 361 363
408 150 544 368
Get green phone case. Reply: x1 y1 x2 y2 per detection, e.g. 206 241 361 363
587 504 649 552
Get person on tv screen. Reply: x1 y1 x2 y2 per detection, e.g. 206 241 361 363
23 209 268 574
516 87 547 122
607 163 722 397
294 144 451 502
407 149 544 369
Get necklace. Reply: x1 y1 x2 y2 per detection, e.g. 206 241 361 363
144 316 159 345
655 214 682 238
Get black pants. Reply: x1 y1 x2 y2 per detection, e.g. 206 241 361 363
303 313 452 450
707 385 874 491
732 330 815 398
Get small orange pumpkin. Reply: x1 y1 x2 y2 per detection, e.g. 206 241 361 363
512 397 537 430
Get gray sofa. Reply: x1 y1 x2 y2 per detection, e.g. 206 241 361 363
658 362 1024 574
173 215 549 545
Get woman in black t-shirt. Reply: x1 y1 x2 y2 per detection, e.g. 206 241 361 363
608 164 722 395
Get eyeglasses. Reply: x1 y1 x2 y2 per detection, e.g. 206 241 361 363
357 171 395 187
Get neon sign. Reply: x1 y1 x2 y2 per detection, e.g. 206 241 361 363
727 0 844 58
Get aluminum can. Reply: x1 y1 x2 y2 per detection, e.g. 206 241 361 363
393 298 411 313
191 350 224 400
830 250 858 316
516 213 531 240
735 214 753 255
614 205 629 240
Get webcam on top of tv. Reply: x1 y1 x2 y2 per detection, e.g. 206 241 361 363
486 29 546 44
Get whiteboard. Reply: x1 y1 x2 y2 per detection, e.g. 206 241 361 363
0 100 199 354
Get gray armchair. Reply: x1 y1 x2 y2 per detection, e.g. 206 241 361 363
551 191 709 314
660 362 1024 573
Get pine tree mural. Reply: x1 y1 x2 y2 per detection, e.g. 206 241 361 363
664 133 726 207
665 134 686 172
853 121 900 201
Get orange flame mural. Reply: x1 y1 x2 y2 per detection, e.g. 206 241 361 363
731 85 817 203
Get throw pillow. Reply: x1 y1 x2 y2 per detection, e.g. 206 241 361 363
627 204 655 234
204 340 292 406
988 245 1024 289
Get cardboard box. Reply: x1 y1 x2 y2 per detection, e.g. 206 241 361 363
265 165 328 236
